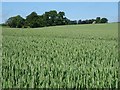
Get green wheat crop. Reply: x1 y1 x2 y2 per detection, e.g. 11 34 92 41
2 23 118 88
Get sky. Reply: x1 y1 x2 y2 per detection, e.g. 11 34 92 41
1 2 118 23
1 0 120 2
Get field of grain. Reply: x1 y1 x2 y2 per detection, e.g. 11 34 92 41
2 23 119 88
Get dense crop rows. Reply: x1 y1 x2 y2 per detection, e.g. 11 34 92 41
2 23 119 88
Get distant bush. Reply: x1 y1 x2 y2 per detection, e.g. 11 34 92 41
100 18 108 23
78 17 108 25
0 23 7 26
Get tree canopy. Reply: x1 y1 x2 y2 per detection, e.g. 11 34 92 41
5 10 108 28
6 15 25 28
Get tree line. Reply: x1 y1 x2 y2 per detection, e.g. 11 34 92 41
5 10 108 28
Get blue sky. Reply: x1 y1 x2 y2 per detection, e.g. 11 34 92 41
1 2 118 23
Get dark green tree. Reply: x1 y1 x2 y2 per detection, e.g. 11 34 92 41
70 20 77 25
96 17 101 23
26 12 40 28
38 15 46 27
78 20 82 24
100 18 108 23
58 12 65 18
88 19 95 24
43 11 51 26
6 15 25 28
48 10 58 26
56 11 65 25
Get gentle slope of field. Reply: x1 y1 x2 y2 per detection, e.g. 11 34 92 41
2 23 118 88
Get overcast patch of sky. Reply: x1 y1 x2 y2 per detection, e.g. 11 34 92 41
1 2 118 23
